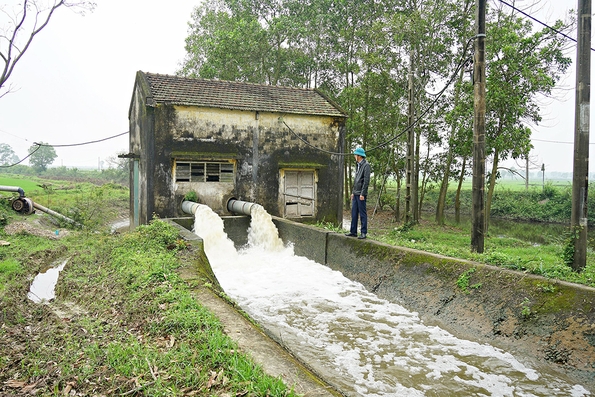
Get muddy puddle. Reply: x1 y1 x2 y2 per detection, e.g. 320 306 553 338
28 258 69 303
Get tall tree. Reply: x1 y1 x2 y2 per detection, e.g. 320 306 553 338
483 6 571 228
0 0 94 98
434 0 474 225
28 142 56 172
0 143 18 165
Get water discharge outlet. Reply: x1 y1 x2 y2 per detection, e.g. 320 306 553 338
226 198 257 216
181 198 258 217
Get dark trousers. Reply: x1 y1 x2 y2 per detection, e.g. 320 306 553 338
350 195 367 235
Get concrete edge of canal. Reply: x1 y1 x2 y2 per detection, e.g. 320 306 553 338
169 216 595 393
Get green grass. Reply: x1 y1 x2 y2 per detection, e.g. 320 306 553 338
0 174 128 230
0 258 22 294
373 218 595 288
0 216 297 396
0 176 45 195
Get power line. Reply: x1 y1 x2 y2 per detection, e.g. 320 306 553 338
533 138 595 145
496 0 592 51
0 131 129 168
35 131 129 148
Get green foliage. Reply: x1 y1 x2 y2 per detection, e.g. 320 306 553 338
456 267 480 294
134 217 183 249
520 297 532 318
1 208 298 396
0 258 22 294
561 226 582 267
183 190 199 202
422 183 588 226
537 283 557 293
315 220 343 232
55 183 128 229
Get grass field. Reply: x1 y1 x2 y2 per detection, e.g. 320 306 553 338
0 174 129 230
0 176 46 195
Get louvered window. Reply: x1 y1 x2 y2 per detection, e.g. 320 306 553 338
175 161 234 183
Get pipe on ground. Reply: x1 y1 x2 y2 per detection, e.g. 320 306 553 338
32 202 81 227
1 184 80 226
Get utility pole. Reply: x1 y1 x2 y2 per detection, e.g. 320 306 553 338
471 0 486 253
571 0 591 272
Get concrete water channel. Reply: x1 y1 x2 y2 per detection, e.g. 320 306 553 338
171 203 595 396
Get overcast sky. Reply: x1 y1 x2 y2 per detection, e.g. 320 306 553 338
0 0 584 172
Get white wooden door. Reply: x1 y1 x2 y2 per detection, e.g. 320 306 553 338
284 170 315 217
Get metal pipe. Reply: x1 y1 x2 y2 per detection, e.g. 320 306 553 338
227 198 257 216
32 202 81 227
0 185 25 197
181 200 203 215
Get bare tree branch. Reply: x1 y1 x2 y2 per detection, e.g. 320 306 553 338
0 0 95 97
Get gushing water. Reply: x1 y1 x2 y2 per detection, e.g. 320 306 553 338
247 204 284 251
191 205 590 396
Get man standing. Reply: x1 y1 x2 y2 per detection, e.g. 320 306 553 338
345 147 371 239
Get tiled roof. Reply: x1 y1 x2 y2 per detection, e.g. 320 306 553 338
139 71 347 118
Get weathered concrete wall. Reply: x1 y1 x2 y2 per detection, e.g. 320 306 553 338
273 218 327 266
128 83 154 226
130 96 345 226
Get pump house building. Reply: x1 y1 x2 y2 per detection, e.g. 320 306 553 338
127 71 347 227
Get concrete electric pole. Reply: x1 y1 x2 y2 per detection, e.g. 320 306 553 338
471 0 486 253
571 0 591 272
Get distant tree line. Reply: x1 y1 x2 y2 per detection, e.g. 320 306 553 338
0 142 128 186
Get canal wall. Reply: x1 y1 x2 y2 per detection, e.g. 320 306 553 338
174 215 595 390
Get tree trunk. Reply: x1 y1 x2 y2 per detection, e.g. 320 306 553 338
413 125 421 222
455 157 467 224
393 159 402 223
418 141 431 218
486 147 500 231
436 150 453 225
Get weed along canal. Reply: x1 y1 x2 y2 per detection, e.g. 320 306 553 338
183 202 592 397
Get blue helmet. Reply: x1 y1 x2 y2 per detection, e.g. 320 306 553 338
353 147 366 157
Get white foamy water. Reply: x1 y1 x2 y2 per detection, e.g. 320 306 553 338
191 204 591 397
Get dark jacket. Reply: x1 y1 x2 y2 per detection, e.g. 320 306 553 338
352 159 371 196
